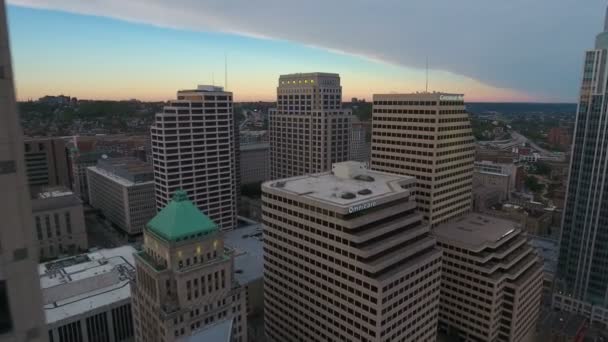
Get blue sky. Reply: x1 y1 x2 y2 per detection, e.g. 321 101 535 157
7 1 603 102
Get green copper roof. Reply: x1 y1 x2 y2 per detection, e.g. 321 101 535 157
147 190 218 242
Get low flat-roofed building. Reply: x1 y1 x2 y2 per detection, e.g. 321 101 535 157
87 157 155 236
224 224 264 320
40 246 137 342
263 161 441 341
435 213 543 342
534 309 587 342
177 319 233 342
31 187 88 260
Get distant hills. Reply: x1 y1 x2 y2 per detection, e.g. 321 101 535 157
466 102 577 115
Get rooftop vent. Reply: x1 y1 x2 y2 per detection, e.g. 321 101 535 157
273 181 286 188
341 192 356 199
357 189 372 195
354 175 375 182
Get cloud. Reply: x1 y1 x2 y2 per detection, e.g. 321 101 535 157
8 0 605 101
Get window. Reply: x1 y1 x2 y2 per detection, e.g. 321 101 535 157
65 212 72 234
35 217 42 241
54 213 61 237
45 215 52 238
0 281 12 334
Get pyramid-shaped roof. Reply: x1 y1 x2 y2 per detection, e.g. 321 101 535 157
147 190 217 242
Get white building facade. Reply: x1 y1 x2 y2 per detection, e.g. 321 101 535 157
150 85 238 230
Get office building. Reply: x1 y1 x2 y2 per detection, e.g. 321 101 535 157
69 148 104 203
262 161 441 341
87 157 156 236
269 73 351 179
349 118 371 163
41 246 136 342
435 214 543 342
131 190 247 342
370 93 474 226
0 1 49 340
555 5 608 326
23 137 71 190
150 85 238 230
31 188 87 260
239 143 269 185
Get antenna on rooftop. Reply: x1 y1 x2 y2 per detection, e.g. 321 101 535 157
425 57 429 93
224 51 228 90
212 73 215 86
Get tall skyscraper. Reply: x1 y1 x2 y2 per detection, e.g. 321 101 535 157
131 191 247 342
263 161 442 341
555 6 608 324
370 93 474 226
0 0 48 340
150 85 238 230
269 72 351 180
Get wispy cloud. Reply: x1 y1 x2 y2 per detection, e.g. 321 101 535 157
8 0 604 101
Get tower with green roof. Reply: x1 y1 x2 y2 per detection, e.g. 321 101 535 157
131 190 247 342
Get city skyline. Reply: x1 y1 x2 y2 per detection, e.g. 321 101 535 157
6 2 605 103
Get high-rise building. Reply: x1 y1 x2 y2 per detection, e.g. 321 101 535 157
262 161 442 341
131 190 247 342
23 137 71 190
31 187 88 260
349 117 371 163
87 157 156 236
370 93 474 226
150 85 238 230
0 0 48 339
434 214 543 342
239 143 269 185
555 6 608 325
269 73 351 179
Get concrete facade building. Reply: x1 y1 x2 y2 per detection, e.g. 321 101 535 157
262 161 442 341
31 188 87 260
0 0 49 339
474 160 517 194
349 118 371 163
23 137 71 190
435 214 543 342
87 157 156 236
269 73 351 180
556 5 608 326
70 149 104 203
370 93 474 226
131 191 247 342
150 85 238 231
41 246 136 342
239 143 269 185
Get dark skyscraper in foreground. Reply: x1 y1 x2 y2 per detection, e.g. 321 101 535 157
555 6 608 324
0 0 48 340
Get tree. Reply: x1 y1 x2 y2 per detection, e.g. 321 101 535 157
525 176 544 193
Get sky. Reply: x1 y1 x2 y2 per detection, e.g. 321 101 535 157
6 0 606 102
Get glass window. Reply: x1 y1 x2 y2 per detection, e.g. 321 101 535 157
0 281 12 334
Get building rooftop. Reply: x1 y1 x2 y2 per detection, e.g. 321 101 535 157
178 318 232 342
40 246 136 324
279 72 339 79
536 308 586 337
239 143 269 152
434 213 520 250
31 187 82 212
178 85 226 93
224 224 263 285
91 157 153 185
529 236 558 275
263 162 414 212
147 190 218 242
